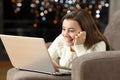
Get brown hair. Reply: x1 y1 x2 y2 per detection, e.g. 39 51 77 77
62 9 111 50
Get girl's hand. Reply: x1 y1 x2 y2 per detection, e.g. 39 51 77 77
52 60 60 71
74 31 86 45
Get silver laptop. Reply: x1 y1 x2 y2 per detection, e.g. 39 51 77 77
0 34 71 75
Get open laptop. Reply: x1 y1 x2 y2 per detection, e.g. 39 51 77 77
0 34 71 76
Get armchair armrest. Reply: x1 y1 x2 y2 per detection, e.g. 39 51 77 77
7 68 71 80
72 51 120 80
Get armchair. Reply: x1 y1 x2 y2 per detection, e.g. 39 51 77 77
7 11 120 80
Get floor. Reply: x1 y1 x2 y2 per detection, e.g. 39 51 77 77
0 61 12 80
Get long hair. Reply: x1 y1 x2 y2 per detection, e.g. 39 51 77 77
61 9 111 50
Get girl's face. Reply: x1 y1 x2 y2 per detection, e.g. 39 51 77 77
62 19 82 46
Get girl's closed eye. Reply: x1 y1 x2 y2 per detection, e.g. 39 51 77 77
68 29 76 33
62 27 66 31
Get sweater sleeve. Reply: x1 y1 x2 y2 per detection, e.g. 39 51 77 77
74 44 87 56
48 34 64 60
90 41 106 52
74 41 106 57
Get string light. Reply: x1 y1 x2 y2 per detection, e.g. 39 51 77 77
11 0 109 26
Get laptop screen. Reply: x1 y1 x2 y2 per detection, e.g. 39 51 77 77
0 34 56 74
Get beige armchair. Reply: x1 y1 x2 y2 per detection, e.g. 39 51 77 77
7 11 120 80
104 10 120 50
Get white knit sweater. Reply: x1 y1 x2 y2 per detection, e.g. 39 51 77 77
48 34 106 69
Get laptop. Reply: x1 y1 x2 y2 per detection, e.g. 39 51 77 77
0 34 71 76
